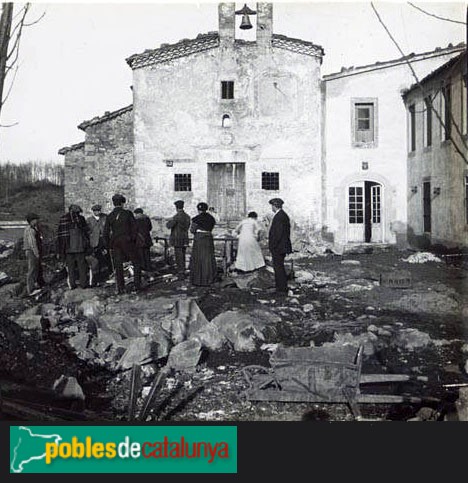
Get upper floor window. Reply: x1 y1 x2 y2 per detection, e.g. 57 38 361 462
423 97 432 148
262 172 279 191
409 104 416 152
174 173 191 192
441 83 452 141
221 81 234 100
351 98 378 147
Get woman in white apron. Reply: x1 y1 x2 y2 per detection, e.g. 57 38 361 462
233 212 265 272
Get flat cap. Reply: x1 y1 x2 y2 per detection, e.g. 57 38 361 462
26 212 40 223
174 200 184 209
269 198 284 207
133 208 143 214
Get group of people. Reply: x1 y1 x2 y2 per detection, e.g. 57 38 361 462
23 194 292 297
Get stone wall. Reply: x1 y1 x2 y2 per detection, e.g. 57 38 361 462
132 40 323 229
63 108 134 216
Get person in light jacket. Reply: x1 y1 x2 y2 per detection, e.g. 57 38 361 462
23 212 45 296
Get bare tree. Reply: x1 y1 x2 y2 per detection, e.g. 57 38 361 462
0 3 44 127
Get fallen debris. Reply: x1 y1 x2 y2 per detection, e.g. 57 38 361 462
402 252 442 264
52 375 85 401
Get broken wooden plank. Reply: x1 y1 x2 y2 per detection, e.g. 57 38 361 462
360 374 428 384
128 364 142 421
138 367 169 421
244 389 432 405
1 396 113 421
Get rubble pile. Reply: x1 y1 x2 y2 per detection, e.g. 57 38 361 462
402 252 442 264
0 240 14 259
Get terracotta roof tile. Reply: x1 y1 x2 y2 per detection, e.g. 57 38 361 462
78 105 133 131
58 142 85 156
126 33 219 69
324 42 465 80
126 32 325 70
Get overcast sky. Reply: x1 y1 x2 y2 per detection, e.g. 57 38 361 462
0 1 465 163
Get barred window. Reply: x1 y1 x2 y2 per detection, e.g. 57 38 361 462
221 81 234 100
262 172 279 190
174 174 191 192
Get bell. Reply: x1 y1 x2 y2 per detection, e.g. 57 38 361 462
239 13 253 30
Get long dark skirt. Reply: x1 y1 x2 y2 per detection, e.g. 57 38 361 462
189 232 217 286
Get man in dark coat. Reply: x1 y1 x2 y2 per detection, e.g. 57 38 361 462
103 194 142 294
268 198 292 296
134 208 153 271
57 204 90 290
166 200 191 279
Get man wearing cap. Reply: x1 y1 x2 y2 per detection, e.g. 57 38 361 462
268 198 292 296
23 212 45 296
57 204 90 290
86 204 111 286
103 194 142 294
166 200 191 279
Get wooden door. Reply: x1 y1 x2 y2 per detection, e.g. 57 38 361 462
207 163 246 221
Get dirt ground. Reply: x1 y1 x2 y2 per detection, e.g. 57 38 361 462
0 245 467 422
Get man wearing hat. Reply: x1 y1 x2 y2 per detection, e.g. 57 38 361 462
103 194 142 294
86 204 112 286
166 200 191 279
57 204 90 290
23 212 45 296
268 198 292 296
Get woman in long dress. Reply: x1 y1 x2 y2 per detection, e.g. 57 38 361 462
234 211 265 272
189 202 217 286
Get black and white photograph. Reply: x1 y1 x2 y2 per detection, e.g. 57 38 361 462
0 0 467 425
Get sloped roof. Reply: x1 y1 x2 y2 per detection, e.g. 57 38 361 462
402 50 466 98
126 32 324 70
323 42 465 81
78 105 133 131
126 33 219 69
58 142 85 156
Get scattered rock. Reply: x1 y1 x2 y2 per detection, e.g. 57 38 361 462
303 304 314 313
117 337 153 370
394 328 432 350
15 306 43 330
52 375 85 401
68 332 90 352
166 339 202 372
341 260 360 266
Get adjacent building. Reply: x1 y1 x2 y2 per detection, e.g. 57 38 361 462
403 51 468 249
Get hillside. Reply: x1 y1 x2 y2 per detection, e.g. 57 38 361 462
0 181 64 228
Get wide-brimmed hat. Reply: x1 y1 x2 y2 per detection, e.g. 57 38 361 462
269 198 284 208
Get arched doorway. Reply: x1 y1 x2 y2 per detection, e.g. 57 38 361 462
347 180 383 243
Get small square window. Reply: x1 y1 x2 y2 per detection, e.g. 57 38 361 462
174 174 191 192
221 81 234 100
262 172 279 190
